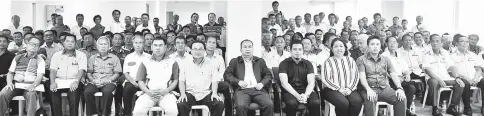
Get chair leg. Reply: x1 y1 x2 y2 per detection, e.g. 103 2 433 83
19 100 24 116
374 104 378 116
422 86 429 108
448 90 453 107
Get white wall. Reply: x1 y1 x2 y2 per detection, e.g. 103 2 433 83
261 0 333 20
167 1 211 25
403 0 455 35
11 1 33 29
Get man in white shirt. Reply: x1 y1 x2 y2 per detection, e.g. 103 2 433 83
423 34 463 116
47 14 57 30
107 10 125 33
267 1 283 19
136 13 156 32
450 34 481 115
71 14 90 40
8 15 23 33
170 36 192 63
302 13 313 32
177 41 224 116
7 32 25 54
309 15 326 34
412 16 426 33
268 14 283 36
294 16 307 35
326 13 340 34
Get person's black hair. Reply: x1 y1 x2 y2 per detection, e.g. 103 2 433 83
93 15 102 22
175 35 186 43
285 30 294 35
315 29 323 34
393 16 399 20
45 30 57 38
197 33 207 38
76 14 84 18
2 29 10 32
134 32 143 37
0 35 8 41
141 29 151 33
304 13 311 17
34 31 44 37
402 34 412 41
64 33 77 42
340 30 349 36
166 30 177 36
329 38 349 57
113 33 124 40
443 33 449 35
272 1 279 5
208 13 216 18
367 35 381 45
191 40 206 50
153 17 159 21
304 33 315 39
328 13 336 18
290 40 303 50
144 33 154 37
430 34 441 42
270 28 277 31
51 13 57 17
102 31 114 38
112 10 121 15
59 32 70 37
141 13 149 18
80 27 88 32
291 32 303 42
385 36 398 43
402 19 407 23
373 13 381 18
268 14 276 18
23 26 33 31
182 25 190 30
322 32 336 45
414 32 423 37
13 32 23 37
191 13 199 19
82 32 94 39
152 37 167 46
240 39 253 48
24 33 35 38
346 16 352 20
452 34 465 43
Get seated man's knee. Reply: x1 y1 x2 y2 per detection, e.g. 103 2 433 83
308 99 320 107
164 107 179 116
25 91 38 98
284 99 299 108
428 79 439 87
235 102 249 110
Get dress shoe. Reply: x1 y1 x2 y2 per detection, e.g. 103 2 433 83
463 107 472 115
433 106 443 116
446 105 460 115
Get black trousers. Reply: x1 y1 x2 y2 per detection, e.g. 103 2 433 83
122 81 139 116
477 78 484 108
390 81 417 109
50 84 82 116
83 83 116 115
177 92 225 116
234 88 273 116
282 92 320 116
427 78 469 106
323 88 362 116
114 79 124 115
217 81 232 116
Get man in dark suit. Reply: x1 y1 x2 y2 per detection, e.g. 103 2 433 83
224 39 274 116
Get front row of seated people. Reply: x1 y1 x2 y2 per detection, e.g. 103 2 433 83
2 33 484 116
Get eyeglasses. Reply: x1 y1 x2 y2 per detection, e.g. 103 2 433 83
191 48 205 52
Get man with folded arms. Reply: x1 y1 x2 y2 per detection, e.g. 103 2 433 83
0 36 45 115
49 34 87 116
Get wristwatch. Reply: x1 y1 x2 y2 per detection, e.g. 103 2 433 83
397 87 404 90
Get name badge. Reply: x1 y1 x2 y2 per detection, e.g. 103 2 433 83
108 63 114 66
128 62 136 66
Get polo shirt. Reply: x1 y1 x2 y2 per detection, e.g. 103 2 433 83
422 49 454 80
381 50 410 78
204 22 222 27
9 53 46 83
123 52 151 81
356 54 395 88
41 43 64 66
397 47 423 75
140 56 177 90
179 58 217 101
450 50 483 80
279 57 314 93
0 51 15 76
87 53 122 81
50 50 87 79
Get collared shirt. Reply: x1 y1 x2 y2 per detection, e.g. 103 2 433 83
322 56 359 91
169 51 193 64
71 24 90 40
303 52 329 76
327 23 341 34
80 47 99 59
356 54 395 88
122 46 135 53
450 50 483 80
90 25 105 39
50 50 87 79
412 24 426 32
154 25 163 34
9 53 46 83
109 47 131 66
123 52 151 81
381 50 410 79
179 58 218 101
167 23 182 32
204 22 222 27
141 56 177 90
243 59 258 88
135 24 156 33
349 48 364 61
8 24 23 33
0 51 15 76
294 26 307 35
7 41 25 53
125 24 135 33
422 49 454 80
469 45 483 55
279 58 314 93
205 53 225 81
51 25 69 37
87 53 122 80
308 23 327 34
301 22 313 33
368 23 385 35
267 50 291 68
262 47 276 67
413 44 431 55
107 20 125 33
388 25 403 36
397 47 423 75
41 43 64 66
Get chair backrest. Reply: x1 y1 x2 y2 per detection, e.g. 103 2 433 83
272 67 280 85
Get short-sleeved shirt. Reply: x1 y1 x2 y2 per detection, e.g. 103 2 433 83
303 52 329 75
422 49 454 80
79 47 99 59
267 50 291 68
107 21 125 33
450 50 483 80
0 51 15 75
142 56 177 90
87 53 122 81
109 47 131 66
124 24 135 33
41 43 64 66
90 25 105 39
381 51 410 79
184 23 202 35
169 52 193 65
135 24 156 33
279 57 314 93
7 24 23 33
9 53 46 83
51 25 69 37
50 50 87 79
179 58 218 101
356 54 395 89
123 52 151 80
205 54 225 81
7 41 25 53
71 24 90 40
397 47 423 75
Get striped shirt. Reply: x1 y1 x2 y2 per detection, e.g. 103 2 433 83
322 56 359 91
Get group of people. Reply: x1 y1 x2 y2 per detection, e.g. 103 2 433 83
260 1 484 116
0 9 235 116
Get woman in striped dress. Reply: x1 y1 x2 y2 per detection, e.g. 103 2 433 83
321 38 363 116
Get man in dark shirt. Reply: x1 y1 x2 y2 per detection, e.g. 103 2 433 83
109 33 131 116
279 40 320 116
0 35 15 89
